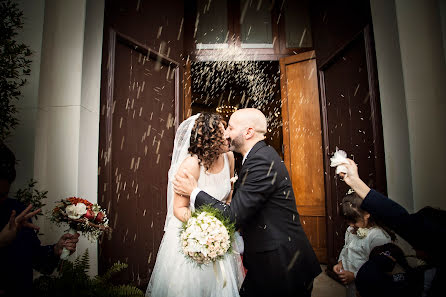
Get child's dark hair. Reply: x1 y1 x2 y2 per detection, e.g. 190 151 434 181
341 192 396 241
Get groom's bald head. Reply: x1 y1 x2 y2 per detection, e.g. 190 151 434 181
225 108 267 155
231 108 267 135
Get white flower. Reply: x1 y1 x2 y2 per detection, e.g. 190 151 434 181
356 228 369 239
330 148 349 174
66 203 87 219
230 175 238 184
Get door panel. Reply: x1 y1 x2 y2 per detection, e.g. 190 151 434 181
310 0 387 269
99 31 178 287
280 51 327 263
99 0 183 288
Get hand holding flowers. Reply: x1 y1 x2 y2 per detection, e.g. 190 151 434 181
330 149 371 199
51 197 111 259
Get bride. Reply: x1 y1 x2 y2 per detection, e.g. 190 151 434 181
146 113 245 297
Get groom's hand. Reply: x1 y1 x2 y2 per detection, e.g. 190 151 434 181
173 170 197 197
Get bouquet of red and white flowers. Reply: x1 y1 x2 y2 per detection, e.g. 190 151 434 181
51 197 110 259
180 206 235 265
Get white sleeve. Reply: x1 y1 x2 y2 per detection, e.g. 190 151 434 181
338 229 350 263
190 187 202 211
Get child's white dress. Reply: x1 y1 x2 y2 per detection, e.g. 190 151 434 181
338 226 391 297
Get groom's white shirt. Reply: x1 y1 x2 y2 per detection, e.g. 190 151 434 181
190 147 253 206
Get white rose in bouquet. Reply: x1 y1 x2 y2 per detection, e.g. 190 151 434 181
65 203 87 219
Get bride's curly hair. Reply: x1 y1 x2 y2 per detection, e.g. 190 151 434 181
188 113 226 171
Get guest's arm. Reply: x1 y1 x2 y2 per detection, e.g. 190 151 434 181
338 159 411 229
336 158 432 253
32 232 80 274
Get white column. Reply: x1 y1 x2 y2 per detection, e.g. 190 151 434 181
77 0 104 275
394 0 446 210
370 0 414 211
34 0 104 275
8 0 45 192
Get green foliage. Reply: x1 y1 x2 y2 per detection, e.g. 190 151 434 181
193 204 236 238
15 179 47 219
0 0 32 141
33 250 144 297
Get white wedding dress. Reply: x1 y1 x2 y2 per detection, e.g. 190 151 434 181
146 153 245 297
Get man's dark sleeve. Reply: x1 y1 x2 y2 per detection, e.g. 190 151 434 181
361 189 440 255
196 154 275 227
361 189 411 227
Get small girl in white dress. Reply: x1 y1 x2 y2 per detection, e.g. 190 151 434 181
333 192 395 297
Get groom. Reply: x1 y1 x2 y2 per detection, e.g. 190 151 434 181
173 108 321 297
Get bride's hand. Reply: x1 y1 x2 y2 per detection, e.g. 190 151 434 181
173 170 198 197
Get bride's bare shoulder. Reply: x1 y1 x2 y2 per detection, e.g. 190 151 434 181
177 155 200 179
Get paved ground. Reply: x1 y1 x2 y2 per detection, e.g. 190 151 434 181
312 265 346 297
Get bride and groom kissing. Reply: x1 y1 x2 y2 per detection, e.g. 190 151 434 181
146 108 321 297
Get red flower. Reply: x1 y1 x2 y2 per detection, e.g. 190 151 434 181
84 209 95 220
67 197 93 208
95 212 105 223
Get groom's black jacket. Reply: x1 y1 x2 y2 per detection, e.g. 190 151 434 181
195 141 321 296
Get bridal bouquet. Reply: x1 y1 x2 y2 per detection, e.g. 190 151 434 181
180 206 235 265
51 197 110 259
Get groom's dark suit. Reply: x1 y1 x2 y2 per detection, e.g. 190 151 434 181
195 141 321 297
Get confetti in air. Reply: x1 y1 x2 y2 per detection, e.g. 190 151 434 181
191 45 282 132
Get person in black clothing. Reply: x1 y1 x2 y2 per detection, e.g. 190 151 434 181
336 158 445 297
0 142 80 297
173 108 321 297
355 243 425 297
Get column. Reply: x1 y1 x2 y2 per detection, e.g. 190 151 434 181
34 0 104 275
395 0 446 210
